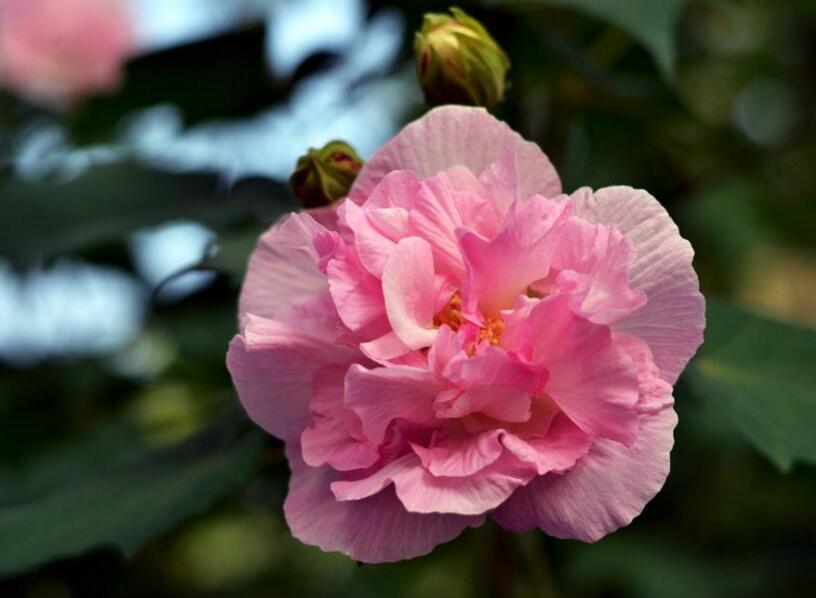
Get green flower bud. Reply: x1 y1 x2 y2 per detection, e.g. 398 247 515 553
289 141 364 208
414 7 510 109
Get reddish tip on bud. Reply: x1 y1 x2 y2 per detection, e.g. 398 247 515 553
289 140 364 208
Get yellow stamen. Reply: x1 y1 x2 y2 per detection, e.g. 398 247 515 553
434 291 465 331
434 290 505 348
479 317 505 346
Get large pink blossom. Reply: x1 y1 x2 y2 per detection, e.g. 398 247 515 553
227 106 705 563
0 0 134 106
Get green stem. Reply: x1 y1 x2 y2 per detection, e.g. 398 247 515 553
486 524 561 598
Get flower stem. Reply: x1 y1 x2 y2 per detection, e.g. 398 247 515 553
486 524 561 598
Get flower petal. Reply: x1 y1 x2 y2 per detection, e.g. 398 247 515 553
408 166 504 279
326 245 386 331
226 314 359 442
412 429 505 477
478 144 522 214
363 169 422 209
239 213 336 325
435 386 532 422
501 413 593 475
381 236 439 349
301 416 381 471
442 344 542 393
301 366 380 471
493 408 677 542
549 216 647 325
350 106 561 204
613 332 674 413
569 186 705 384
459 196 569 316
332 451 537 516
358 331 428 367
344 364 441 444
528 296 640 445
396 452 537 515
341 175 417 277
284 446 481 563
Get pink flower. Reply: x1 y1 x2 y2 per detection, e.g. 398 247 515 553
0 0 134 106
227 106 705 563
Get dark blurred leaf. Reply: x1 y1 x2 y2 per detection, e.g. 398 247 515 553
0 361 137 464
154 304 237 370
689 298 816 471
0 414 263 577
69 27 277 144
677 178 776 293
207 228 265 279
486 0 689 76
0 163 286 260
564 533 759 598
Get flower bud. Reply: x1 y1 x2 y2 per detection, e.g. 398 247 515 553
289 141 364 208
414 7 510 109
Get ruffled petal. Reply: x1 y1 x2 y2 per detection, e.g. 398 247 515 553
501 414 593 475
341 176 417 277
239 213 337 325
493 408 677 542
459 196 570 316
412 429 505 477
395 452 537 515
381 237 439 349
442 344 543 393
478 144 522 215
569 186 705 384
332 451 537 516
435 386 531 422
427 324 463 376
301 416 381 471
326 245 386 332
409 167 501 279
613 332 674 413
527 296 640 445
301 366 380 471
344 364 441 444
548 216 646 325
363 169 422 209
284 446 481 563
226 314 360 442
330 453 419 501
350 106 561 204
359 331 415 365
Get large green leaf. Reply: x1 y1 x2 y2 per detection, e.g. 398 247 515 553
0 414 263 577
69 27 277 144
688 298 816 471
486 0 689 77
0 162 289 260
565 533 760 598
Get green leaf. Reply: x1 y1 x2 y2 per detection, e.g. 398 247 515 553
688 298 816 471
565 533 760 598
0 414 263 577
68 27 281 144
207 227 267 279
486 0 690 77
0 162 289 260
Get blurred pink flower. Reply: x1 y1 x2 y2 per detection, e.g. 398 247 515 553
227 106 705 563
0 0 134 106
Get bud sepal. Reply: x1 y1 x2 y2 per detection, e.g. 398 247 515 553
290 140 364 208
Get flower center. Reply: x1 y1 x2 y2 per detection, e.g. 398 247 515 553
434 291 465 331
479 317 505 346
434 291 505 347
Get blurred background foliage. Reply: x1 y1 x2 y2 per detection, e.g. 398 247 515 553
0 0 815 596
